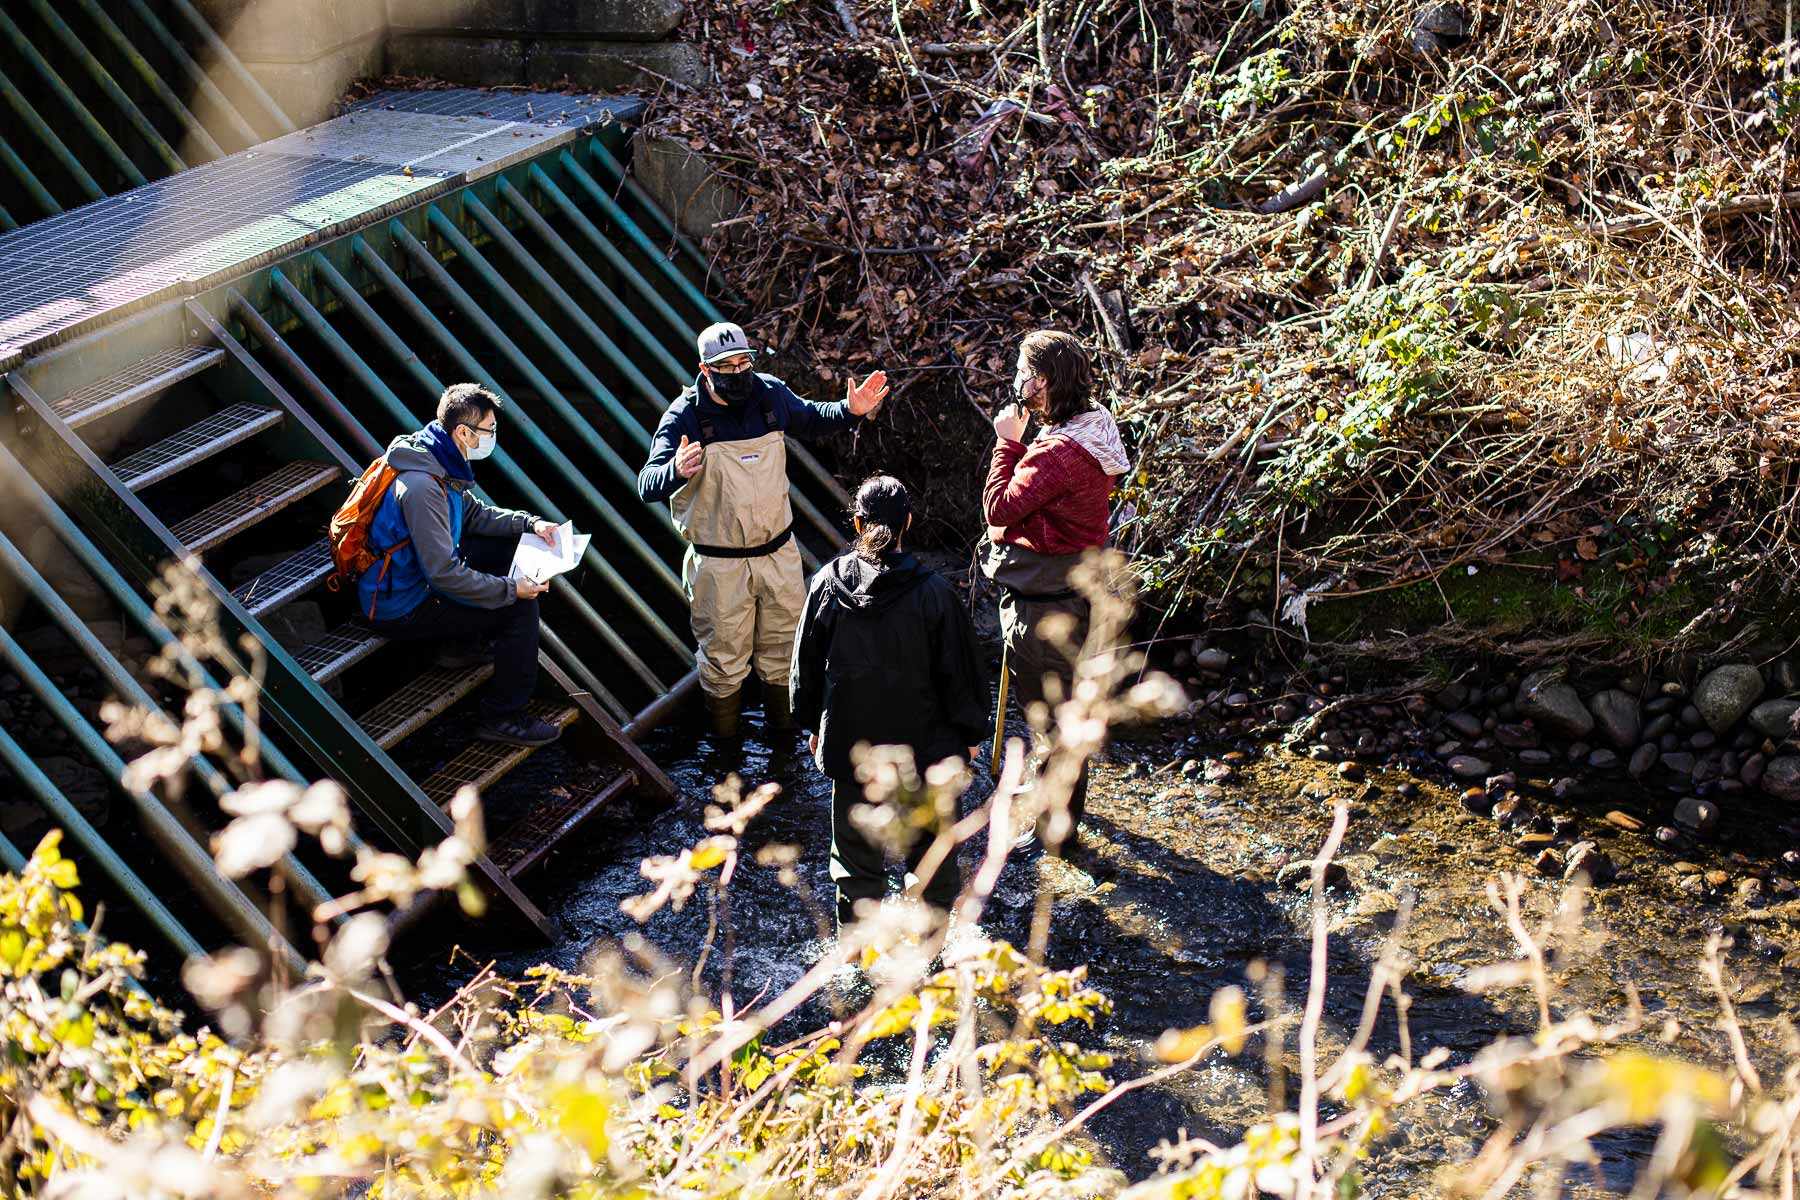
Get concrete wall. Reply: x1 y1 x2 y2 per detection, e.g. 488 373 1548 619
385 0 703 92
192 0 704 124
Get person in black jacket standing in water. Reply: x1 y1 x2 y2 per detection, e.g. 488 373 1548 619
790 476 989 930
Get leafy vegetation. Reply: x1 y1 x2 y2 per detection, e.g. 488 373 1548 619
650 0 1800 658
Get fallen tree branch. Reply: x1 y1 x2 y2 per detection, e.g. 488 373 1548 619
1589 190 1800 238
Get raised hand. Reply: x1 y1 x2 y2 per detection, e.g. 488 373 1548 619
675 434 706 479
846 370 889 416
993 403 1028 444
531 518 559 545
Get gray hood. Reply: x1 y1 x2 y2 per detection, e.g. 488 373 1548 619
1051 407 1131 476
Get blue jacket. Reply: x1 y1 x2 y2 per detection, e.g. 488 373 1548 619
636 371 858 503
358 422 535 622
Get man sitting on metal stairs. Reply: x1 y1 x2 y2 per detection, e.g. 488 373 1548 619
360 383 564 748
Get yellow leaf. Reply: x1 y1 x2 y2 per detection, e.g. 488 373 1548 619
1209 986 1248 1055
552 1085 610 1158
1153 1023 1213 1063
688 840 730 871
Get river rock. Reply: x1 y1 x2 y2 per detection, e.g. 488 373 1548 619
1587 689 1641 748
1460 787 1491 815
1748 700 1800 740
1495 722 1538 749
1447 755 1491 780
1276 861 1350 891
1564 841 1614 882
1629 743 1658 776
1605 810 1645 833
1586 748 1620 770
1695 664 1764 734
1655 825 1685 848
1661 751 1697 776
1643 712 1676 740
1396 781 1419 799
1690 730 1718 751
1336 761 1365 783
1533 847 1564 877
1193 647 1232 673
1519 749 1554 766
1743 754 1766 787
1762 756 1800 803
1517 670 1593 739
1444 711 1484 739
1674 797 1719 838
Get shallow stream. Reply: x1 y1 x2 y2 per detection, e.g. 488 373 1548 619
410 694 1800 1195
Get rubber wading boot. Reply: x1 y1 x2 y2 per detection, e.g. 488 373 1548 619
704 689 742 739
764 685 796 732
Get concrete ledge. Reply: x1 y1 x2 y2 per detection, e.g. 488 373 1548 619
194 0 389 63
630 131 741 239
387 0 686 43
387 34 706 91
242 34 386 128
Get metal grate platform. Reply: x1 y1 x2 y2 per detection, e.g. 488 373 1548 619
168 460 341 553
293 623 385 682
112 404 283 491
420 702 581 808
54 346 224 429
232 540 335 618
359 665 496 751
0 90 625 363
350 88 643 130
488 766 635 877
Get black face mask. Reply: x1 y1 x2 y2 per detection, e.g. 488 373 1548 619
709 369 757 403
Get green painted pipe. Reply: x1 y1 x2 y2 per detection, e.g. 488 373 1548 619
0 134 62 217
0 62 105 201
119 0 261 149
70 0 225 162
310 251 688 672
560 148 852 514
391 221 689 560
160 0 294 134
346 241 694 632
0 719 205 960
0 517 333 917
0 8 147 186
525 164 695 375
24 0 186 176
0 201 15 231
560 148 717 327
587 139 731 304
468 189 672 418
0 438 338 915
538 623 628 722
0 623 299 972
427 204 650 452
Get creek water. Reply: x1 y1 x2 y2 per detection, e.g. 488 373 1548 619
406 689 1800 1195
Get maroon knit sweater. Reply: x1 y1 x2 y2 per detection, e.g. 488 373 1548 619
983 434 1116 555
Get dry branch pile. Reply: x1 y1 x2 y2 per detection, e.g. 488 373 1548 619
649 0 1800 650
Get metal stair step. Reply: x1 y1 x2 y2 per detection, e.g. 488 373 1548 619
293 623 386 683
488 765 635 877
420 701 581 809
358 664 496 751
112 403 284 491
168 460 341 554
52 346 225 430
232 540 335 619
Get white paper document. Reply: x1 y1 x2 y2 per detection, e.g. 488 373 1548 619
509 521 590 584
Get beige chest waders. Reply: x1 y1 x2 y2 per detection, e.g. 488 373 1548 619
671 426 806 698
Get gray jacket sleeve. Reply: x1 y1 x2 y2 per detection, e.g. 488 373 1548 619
396 474 515 609
461 492 535 540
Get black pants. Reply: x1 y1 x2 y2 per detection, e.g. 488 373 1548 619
829 774 961 928
368 534 539 720
1000 590 1090 833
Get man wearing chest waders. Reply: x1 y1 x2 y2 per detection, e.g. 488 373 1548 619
638 322 889 738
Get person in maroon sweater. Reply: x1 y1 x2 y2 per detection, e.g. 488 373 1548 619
981 330 1130 853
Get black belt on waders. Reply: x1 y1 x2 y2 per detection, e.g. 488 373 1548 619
1001 582 1080 603
691 521 795 559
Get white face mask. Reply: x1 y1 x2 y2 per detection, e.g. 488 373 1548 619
467 429 496 460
